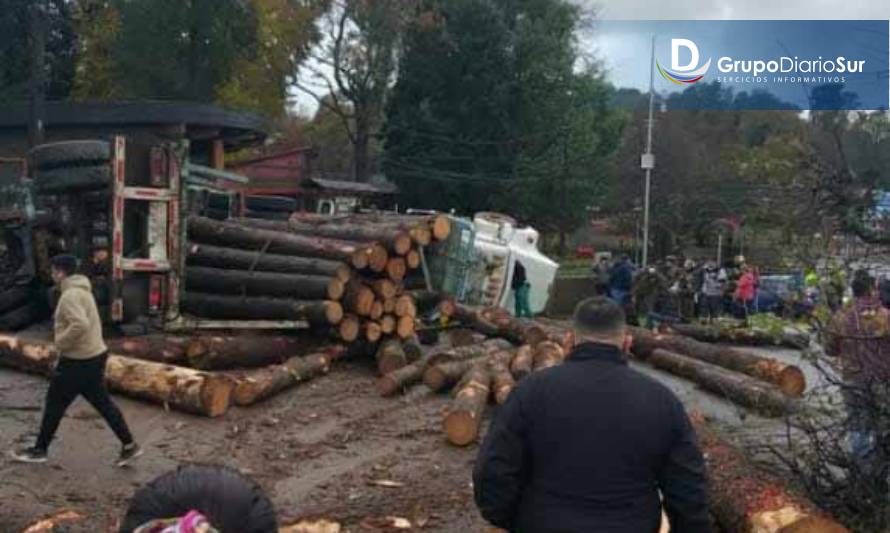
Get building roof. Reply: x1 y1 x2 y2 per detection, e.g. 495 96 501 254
0 100 269 149
305 176 398 195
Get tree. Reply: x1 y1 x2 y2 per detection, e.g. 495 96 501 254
296 0 407 181
0 0 77 103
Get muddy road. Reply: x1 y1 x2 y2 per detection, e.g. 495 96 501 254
0 339 816 532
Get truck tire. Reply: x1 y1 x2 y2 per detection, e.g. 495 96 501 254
33 165 112 194
29 140 112 171
244 195 296 213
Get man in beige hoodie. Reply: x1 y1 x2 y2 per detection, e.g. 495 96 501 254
12 255 141 466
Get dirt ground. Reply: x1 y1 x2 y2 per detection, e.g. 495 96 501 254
0 335 816 532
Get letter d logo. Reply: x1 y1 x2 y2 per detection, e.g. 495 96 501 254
658 37 711 85
671 38 699 72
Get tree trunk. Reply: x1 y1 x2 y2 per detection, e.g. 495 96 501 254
631 327 806 397
344 281 374 316
691 414 850 533
363 320 382 343
669 323 810 350
181 292 342 325
489 349 516 404
406 249 421 270
187 243 351 282
0 335 233 417
444 364 491 446
380 314 396 334
185 266 343 301
185 335 325 370
428 338 513 366
369 301 384 321
423 357 488 392
510 344 534 379
533 340 565 370
394 294 417 318
229 352 331 407
386 257 406 281
648 349 796 417
106 335 190 364
286 220 412 256
449 328 484 348
187 216 367 267
396 315 415 339
371 279 397 300
378 354 432 397
338 314 360 343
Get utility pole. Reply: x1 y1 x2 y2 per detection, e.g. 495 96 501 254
28 0 46 148
640 35 656 267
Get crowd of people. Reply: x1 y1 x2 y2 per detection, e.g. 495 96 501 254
593 254 762 328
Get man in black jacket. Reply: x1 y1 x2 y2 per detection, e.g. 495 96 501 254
473 296 711 533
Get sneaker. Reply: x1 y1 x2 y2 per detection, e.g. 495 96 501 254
116 443 143 467
10 447 48 464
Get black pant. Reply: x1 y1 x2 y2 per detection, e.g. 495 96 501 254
36 353 134 451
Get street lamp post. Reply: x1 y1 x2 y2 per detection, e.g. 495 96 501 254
640 35 656 268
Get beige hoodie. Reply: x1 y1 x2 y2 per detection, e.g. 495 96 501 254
54 274 107 359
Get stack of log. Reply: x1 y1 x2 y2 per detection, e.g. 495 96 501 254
183 212 453 345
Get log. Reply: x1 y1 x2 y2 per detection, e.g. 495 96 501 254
289 213 440 246
444 363 490 446
186 243 351 282
380 314 396 334
344 281 375 316
0 335 233 417
631 327 806 397
286 218 413 256
378 355 432 397
402 336 424 362
394 294 417 318
670 323 810 350
338 315 361 343
185 266 343 301
489 349 516 404
185 335 324 370
376 338 408 375
371 279 397 300
369 300 384 321
364 321 383 343
510 344 534 379
411 290 455 316
648 349 796 417
229 352 331 406
429 214 451 241
405 249 421 270
690 413 849 533
396 315 415 339
382 297 396 314
181 293 342 325
449 328 484 348
423 357 488 392
427 338 513 366
367 243 389 273
188 216 363 266
386 257 406 281
106 335 190 364
532 340 565 370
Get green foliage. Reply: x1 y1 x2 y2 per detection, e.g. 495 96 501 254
0 0 77 103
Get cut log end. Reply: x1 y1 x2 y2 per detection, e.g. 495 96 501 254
369 244 389 273
775 516 850 533
327 278 346 301
364 321 383 343
406 250 421 270
395 294 417 318
339 315 360 342
431 215 451 241
444 410 480 446
396 316 415 339
422 367 448 391
394 232 413 256
335 264 352 282
378 375 400 397
370 301 384 321
380 315 396 334
386 257 407 281
325 301 344 325
351 249 370 270
779 367 807 398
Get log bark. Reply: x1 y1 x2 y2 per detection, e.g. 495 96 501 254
648 349 796 417
106 335 190 364
229 352 331 406
444 363 490 446
449 328 482 348
690 413 850 533
631 327 806 397
188 216 363 265
289 213 441 245
186 243 351 282
0 335 233 417
185 335 324 370
489 349 516 404
428 338 513 366
510 344 534 379
286 219 412 256
533 340 565 370
424 357 488 392
185 266 343 301
181 292 342 325
378 355 432 397
376 338 408 375
670 323 810 350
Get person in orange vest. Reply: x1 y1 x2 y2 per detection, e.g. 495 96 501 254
734 265 757 321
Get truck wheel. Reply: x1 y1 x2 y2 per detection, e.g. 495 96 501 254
29 140 112 171
33 165 112 194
